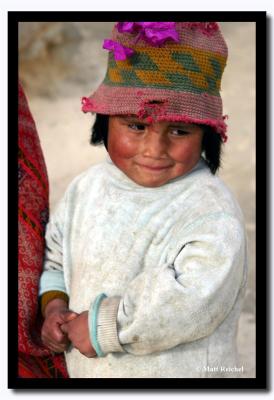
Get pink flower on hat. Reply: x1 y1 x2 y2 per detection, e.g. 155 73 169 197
116 22 138 33
116 22 180 46
103 39 135 61
103 22 180 60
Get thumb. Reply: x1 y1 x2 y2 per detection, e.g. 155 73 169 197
63 311 78 322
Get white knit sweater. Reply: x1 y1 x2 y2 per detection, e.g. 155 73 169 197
39 157 248 378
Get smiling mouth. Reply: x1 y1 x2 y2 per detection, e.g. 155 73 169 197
137 163 172 172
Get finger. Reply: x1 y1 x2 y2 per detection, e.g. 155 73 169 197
49 344 67 353
60 323 68 334
42 326 66 345
42 319 65 340
41 331 65 347
52 325 67 342
80 350 97 358
45 343 66 353
43 338 67 353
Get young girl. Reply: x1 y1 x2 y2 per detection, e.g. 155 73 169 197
39 22 248 378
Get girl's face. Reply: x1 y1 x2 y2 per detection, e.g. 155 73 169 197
108 116 204 187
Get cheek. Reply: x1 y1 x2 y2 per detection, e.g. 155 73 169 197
171 139 202 164
108 133 139 162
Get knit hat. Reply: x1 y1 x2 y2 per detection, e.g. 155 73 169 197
82 22 228 142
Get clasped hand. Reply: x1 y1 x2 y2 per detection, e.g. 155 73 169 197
61 311 96 358
41 298 96 358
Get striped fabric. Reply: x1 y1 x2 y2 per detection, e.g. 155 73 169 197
104 45 226 96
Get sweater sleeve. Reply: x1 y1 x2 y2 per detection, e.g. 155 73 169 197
38 193 68 297
94 212 247 356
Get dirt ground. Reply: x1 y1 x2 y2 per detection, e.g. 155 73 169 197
19 21 256 378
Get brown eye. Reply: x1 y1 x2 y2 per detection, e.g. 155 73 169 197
170 128 190 136
128 124 146 131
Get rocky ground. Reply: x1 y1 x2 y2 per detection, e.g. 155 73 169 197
19 21 256 377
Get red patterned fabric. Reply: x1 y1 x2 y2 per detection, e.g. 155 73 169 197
18 353 67 378
18 82 68 378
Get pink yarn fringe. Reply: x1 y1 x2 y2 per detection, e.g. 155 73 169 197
157 114 228 142
82 97 94 113
81 97 228 142
181 22 219 36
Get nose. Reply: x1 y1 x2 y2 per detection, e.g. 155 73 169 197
142 130 168 159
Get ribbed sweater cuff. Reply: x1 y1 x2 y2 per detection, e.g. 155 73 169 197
96 297 124 355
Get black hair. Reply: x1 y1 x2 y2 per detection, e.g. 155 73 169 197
90 113 109 150
200 124 223 174
90 114 222 174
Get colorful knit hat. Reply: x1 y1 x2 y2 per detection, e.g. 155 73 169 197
82 22 228 142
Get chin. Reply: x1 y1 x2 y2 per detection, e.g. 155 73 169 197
133 178 169 188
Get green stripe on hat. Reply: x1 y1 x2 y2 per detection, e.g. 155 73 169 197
171 52 201 73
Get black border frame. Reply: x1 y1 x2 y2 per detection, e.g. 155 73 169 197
9 10 267 390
